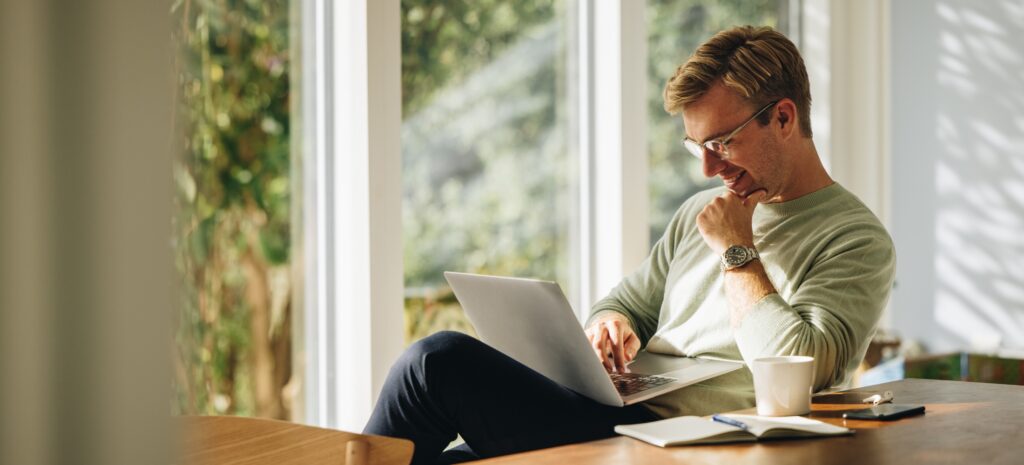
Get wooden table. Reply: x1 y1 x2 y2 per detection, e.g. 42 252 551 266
473 379 1024 465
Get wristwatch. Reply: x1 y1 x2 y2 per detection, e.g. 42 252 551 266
721 245 759 271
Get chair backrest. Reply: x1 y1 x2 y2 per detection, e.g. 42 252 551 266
179 416 413 465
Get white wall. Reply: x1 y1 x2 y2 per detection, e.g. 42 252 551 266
890 0 1024 353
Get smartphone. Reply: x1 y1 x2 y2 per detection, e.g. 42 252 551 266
843 404 925 421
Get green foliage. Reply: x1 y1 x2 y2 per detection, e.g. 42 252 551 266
400 0 791 344
646 0 788 243
401 0 569 342
167 0 791 402
172 0 293 419
402 0 558 115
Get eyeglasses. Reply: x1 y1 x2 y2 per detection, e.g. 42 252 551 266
682 100 778 160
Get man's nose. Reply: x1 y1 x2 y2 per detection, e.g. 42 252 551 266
701 149 727 178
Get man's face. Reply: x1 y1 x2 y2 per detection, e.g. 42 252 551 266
681 83 787 201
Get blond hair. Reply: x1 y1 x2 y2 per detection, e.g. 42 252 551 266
663 26 812 137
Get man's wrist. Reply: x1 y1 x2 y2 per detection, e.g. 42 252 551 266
586 309 631 328
711 238 755 255
721 244 759 271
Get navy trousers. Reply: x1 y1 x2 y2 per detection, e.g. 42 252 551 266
363 331 659 465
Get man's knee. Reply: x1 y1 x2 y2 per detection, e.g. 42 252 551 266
398 330 479 379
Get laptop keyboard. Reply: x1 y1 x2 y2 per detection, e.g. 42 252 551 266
609 372 676 397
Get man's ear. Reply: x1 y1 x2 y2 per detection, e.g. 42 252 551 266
775 99 798 140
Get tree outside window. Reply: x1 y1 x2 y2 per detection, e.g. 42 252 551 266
172 0 295 420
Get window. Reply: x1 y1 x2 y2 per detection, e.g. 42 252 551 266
242 0 810 428
400 0 578 343
646 0 798 243
172 0 298 420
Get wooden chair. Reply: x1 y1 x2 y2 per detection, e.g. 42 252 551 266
180 416 414 465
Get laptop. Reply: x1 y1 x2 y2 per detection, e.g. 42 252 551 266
444 272 744 407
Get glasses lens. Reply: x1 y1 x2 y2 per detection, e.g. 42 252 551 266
683 139 704 159
705 140 727 157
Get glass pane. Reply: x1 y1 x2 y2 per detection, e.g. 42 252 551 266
171 0 298 420
647 0 796 244
401 0 577 344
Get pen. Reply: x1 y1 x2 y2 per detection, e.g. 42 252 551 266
711 414 749 431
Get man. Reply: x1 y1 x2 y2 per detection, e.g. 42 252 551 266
365 26 895 464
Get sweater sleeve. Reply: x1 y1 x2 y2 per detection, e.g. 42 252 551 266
584 201 693 346
734 226 896 391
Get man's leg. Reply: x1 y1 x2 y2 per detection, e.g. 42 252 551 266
363 331 657 465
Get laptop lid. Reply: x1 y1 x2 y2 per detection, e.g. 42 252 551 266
444 272 624 405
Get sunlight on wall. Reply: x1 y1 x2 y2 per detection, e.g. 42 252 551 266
927 0 1024 352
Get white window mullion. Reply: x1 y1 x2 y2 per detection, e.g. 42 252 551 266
333 0 368 433
589 0 649 307
298 0 331 427
303 0 402 431
363 0 404 428
332 0 403 432
571 0 594 319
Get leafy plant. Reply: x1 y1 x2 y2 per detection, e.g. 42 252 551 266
172 0 293 419
401 0 567 343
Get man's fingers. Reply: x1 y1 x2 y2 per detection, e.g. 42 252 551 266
624 333 641 361
595 325 613 372
602 336 615 373
607 322 628 373
744 189 767 206
623 332 637 357
586 316 639 373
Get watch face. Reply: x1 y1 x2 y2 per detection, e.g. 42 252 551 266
723 245 750 266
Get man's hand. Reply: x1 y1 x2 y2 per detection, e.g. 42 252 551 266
696 190 766 254
585 312 640 373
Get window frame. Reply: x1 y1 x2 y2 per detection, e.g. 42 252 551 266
299 0 889 429
300 0 649 429
299 0 403 431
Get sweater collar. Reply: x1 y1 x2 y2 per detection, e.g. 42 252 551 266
758 182 843 217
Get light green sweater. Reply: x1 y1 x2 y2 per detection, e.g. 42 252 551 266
588 183 895 418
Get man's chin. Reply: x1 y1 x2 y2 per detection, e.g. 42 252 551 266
725 186 743 197
725 185 752 198
727 186 767 201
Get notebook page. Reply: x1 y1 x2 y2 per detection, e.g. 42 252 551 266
717 414 851 438
615 416 753 447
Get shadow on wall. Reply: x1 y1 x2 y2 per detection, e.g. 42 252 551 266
901 0 1024 354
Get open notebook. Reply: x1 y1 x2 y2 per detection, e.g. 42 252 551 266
614 414 852 447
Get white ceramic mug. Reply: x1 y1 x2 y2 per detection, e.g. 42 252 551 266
751 356 815 416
